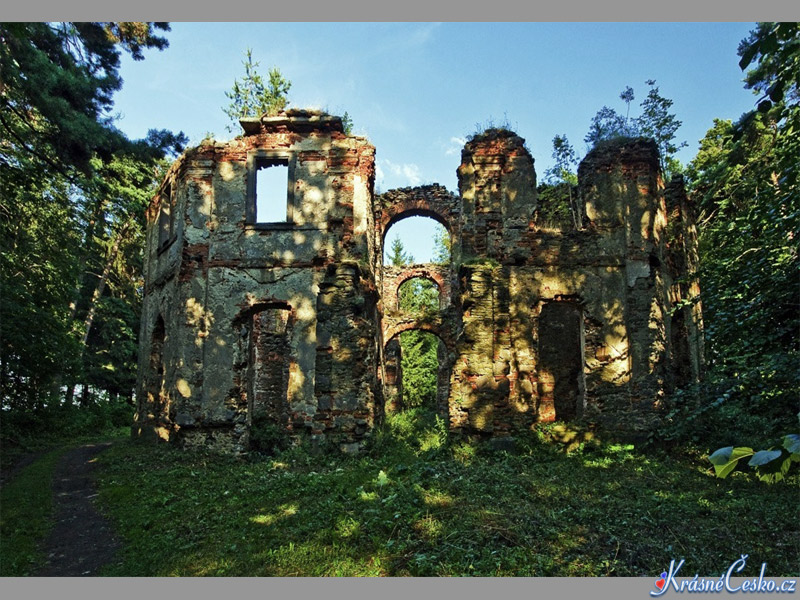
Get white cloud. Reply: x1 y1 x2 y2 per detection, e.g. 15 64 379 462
382 160 422 187
374 22 442 56
409 22 441 47
445 136 467 156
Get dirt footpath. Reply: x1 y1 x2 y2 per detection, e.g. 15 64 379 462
35 442 121 576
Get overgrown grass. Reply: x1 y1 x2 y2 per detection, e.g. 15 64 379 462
0 448 65 575
95 409 799 576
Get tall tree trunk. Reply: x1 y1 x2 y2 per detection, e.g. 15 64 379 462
64 217 132 405
80 218 131 347
60 197 109 403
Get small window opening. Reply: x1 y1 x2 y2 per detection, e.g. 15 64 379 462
158 183 172 248
255 161 289 223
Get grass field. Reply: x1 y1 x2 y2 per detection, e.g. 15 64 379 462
90 410 799 577
0 448 65 575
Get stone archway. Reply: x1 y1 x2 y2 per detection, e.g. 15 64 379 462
382 265 451 312
376 185 462 424
375 184 461 268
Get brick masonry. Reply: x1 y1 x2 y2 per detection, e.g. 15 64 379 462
133 113 703 452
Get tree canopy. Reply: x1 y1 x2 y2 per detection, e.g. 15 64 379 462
668 21 799 451
0 23 184 418
584 80 686 178
0 22 184 180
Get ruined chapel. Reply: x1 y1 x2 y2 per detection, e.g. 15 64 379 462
133 109 704 453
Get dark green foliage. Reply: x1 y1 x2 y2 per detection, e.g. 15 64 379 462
388 235 443 409
620 86 635 121
398 331 439 408
0 22 184 179
584 81 686 179
0 23 183 419
737 22 799 120
398 278 439 315
544 134 578 186
341 111 354 135
540 134 580 229
387 234 414 266
636 79 687 176
536 183 575 228
0 401 133 457
397 273 440 408
432 226 451 265
85 296 140 398
659 23 799 457
584 106 629 146
249 415 291 455
0 175 83 408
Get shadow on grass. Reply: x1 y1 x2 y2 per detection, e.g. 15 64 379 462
95 413 800 577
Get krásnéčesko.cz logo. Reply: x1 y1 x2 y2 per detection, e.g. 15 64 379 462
651 555 797 595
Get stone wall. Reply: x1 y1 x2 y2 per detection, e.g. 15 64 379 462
134 110 379 452
135 114 703 453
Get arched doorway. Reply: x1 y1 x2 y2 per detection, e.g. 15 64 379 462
144 315 166 422
383 327 451 422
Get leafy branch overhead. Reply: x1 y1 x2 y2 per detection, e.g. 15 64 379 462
223 48 292 132
0 22 186 180
1 22 185 413
737 22 799 120
662 22 799 472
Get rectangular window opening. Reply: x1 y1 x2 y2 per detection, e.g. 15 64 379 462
255 161 290 223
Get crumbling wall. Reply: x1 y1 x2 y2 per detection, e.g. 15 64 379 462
664 175 704 387
136 114 703 453
448 133 685 439
135 110 380 452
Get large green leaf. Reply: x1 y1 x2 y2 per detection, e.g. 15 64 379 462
783 434 800 455
748 449 782 467
708 446 754 479
756 452 794 484
708 446 734 465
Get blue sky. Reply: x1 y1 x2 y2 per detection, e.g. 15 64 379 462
112 22 760 261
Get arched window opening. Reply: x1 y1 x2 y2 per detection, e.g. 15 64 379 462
145 316 166 420
398 277 440 314
383 215 450 267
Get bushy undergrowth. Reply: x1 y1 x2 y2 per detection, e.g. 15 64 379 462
93 407 799 577
1 400 133 469
652 352 800 455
